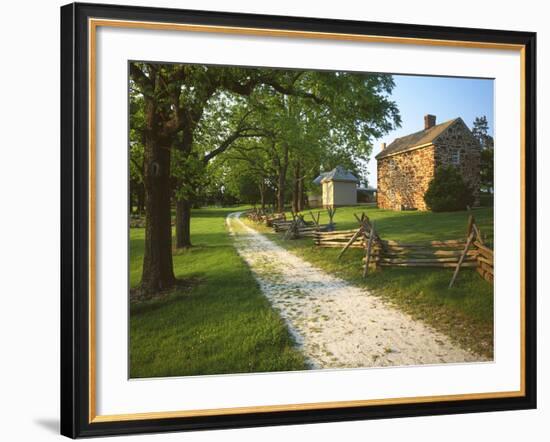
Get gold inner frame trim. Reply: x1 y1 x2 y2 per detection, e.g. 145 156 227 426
88 17 527 424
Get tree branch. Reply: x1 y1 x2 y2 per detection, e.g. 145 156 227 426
203 128 270 163
129 63 153 93
262 77 324 105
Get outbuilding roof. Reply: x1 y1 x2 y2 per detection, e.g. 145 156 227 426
357 186 377 193
313 166 359 184
312 172 329 185
375 118 460 160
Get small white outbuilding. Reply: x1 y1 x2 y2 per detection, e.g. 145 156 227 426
313 166 359 207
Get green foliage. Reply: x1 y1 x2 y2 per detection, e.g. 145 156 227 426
129 92 145 185
472 115 494 192
424 166 475 212
478 192 494 208
129 207 307 377
224 170 261 203
129 62 402 207
480 147 494 192
210 71 401 208
472 116 493 148
171 151 208 202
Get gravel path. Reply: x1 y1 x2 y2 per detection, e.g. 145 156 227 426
227 212 486 369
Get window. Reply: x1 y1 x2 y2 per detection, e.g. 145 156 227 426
451 149 461 165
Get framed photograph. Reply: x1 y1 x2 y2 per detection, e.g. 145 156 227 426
60 2 536 438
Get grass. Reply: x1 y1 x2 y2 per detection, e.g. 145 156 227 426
130 203 494 377
293 204 493 244
247 205 494 358
129 206 307 378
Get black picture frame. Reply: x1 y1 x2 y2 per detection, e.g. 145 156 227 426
61 2 537 438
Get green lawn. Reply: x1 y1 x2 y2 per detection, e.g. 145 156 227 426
247 205 494 358
129 206 307 378
130 204 494 378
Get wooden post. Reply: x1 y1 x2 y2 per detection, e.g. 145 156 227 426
337 227 363 260
353 213 363 225
363 223 375 278
354 212 378 243
466 215 474 238
449 231 475 288
354 212 370 229
327 207 336 227
472 223 484 245
285 220 296 240
309 211 320 229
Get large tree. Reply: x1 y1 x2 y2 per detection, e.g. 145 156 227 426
130 63 400 295
171 94 266 247
130 63 326 294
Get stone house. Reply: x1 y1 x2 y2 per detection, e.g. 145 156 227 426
313 166 359 207
376 115 481 211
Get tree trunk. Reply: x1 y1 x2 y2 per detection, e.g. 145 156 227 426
277 172 286 213
276 145 289 213
292 174 298 213
297 167 305 212
140 132 176 295
292 161 302 213
175 199 192 248
259 182 266 211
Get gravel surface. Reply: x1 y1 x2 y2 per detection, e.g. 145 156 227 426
227 212 487 369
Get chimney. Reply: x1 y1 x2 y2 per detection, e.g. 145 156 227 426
424 114 436 130
381 142 386 150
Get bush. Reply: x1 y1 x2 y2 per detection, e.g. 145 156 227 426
424 165 475 212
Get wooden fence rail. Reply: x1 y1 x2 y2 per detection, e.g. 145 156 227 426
246 208 286 226
268 209 337 239
473 238 494 284
312 212 493 287
313 230 364 248
249 207 494 287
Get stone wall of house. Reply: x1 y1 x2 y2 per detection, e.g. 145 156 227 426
377 145 435 211
377 119 481 211
433 120 481 200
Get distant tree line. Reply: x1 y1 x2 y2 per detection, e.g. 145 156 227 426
472 115 494 194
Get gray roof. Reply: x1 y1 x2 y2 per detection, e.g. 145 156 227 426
358 186 376 193
313 166 359 184
375 118 460 160
312 172 329 185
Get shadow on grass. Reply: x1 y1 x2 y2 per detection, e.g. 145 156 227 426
130 277 204 314
172 241 235 253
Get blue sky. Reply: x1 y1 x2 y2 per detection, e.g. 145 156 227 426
366 74 494 186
